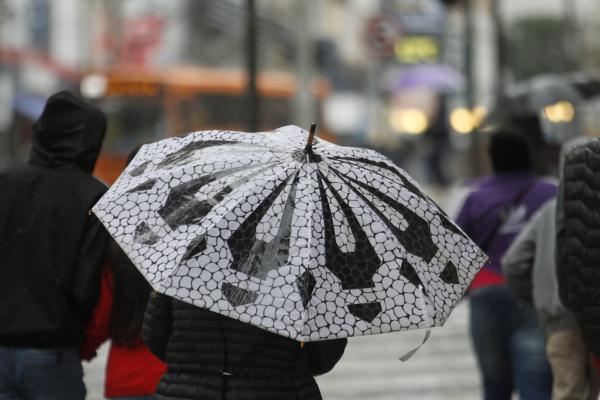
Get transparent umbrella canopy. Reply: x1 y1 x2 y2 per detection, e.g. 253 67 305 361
93 125 486 342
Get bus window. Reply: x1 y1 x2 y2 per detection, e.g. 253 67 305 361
195 94 246 130
177 94 294 133
84 67 332 183
260 97 294 130
93 95 164 183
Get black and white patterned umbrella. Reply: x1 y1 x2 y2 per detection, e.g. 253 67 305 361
93 125 486 342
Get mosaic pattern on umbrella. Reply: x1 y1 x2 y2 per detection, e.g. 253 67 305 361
93 126 486 341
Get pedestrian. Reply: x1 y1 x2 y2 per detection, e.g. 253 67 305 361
455 128 556 400
81 146 167 400
556 138 600 380
425 95 451 186
143 291 347 400
81 242 167 399
0 90 109 399
502 199 599 399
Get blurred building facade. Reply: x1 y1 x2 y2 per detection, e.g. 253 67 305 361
1 0 600 183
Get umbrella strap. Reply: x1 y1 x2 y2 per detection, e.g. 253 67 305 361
398 328 431 361
399 285 433 362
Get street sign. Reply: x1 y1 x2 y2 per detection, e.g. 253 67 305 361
363 14 401 59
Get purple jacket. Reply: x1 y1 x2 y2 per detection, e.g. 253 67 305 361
455 173 557 276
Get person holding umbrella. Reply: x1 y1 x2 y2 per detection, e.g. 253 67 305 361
0 91 109 399
144 291 347 399
93 125 486 399
140 127 348 400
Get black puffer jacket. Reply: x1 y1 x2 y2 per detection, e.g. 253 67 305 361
143 293 347 400
0 91 109 347
557 139 600 354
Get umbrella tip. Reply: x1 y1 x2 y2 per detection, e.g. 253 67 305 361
305 123 317 152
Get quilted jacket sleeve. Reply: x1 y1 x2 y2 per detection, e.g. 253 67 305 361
143 291 173 362
305 338 347 376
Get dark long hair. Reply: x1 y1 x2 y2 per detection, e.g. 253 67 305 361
109 143 151 347
108 241 152 347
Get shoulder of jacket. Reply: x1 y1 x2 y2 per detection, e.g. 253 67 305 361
529 198 557 225
0 163 36 177
566 138 600 160
66 171 109 192
535 176 558 187
90 175 109 189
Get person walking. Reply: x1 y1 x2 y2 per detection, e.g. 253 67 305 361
502 199 599 399
455 128 556 400
81 242 167 400
556 138 600 380
81 146 166 399
143 291 347 400
0 90 109 399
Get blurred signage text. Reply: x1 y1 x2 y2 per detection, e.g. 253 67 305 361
394 36 440 64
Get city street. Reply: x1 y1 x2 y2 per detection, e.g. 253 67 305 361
83 300 481 400
4 1 600 399
83 187 481 400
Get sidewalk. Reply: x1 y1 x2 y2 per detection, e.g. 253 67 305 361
82 185 481 399
83 301 480 400
317 301 480 400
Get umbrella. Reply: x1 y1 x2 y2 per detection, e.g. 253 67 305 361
391 64 464 92
489 72 600 120
93 125 486 342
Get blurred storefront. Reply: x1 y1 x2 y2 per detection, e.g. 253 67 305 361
1 0 600 183
0 0 327 182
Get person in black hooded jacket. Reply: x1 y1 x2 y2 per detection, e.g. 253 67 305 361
0 91 109 400
144 292 347 400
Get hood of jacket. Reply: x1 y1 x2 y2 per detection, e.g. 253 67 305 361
29 90 106 173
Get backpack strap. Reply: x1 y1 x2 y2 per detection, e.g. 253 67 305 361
479 179 535 252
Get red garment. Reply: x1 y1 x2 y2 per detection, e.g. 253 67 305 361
81 264 166 398
593 355 600 376
469 267 505 290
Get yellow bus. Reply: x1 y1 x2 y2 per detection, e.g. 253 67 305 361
80 66 332 183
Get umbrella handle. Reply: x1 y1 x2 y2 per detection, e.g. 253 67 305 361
304 123 317 154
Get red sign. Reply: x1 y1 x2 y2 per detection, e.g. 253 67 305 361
363 15 401 59
122 15 165 65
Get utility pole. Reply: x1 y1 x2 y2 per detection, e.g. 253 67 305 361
464 0 474 112
105 0 123 65
463 0 482 175
492 0 507 103
294 1 315 129
245 0 259 132
563 0 578 67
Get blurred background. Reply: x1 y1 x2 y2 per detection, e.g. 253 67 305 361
1 0 600 185
2 1 600 399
